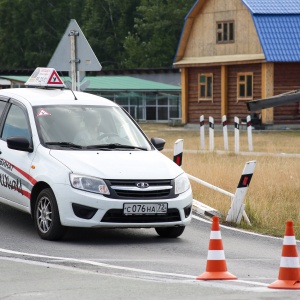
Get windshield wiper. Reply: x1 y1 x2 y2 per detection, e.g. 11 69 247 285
45 142 83 149
86 143 148 151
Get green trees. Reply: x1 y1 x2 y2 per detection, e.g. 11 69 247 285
81 0 140 69
0 0 194 69
123 0 195 68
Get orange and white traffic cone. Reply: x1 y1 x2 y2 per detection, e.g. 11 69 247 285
197 216 237 280
268 220 300 289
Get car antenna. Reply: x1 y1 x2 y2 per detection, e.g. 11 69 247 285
58 71 78 100
70 87 78 101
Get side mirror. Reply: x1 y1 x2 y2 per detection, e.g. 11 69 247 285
7 136 33 152
151 137 165 151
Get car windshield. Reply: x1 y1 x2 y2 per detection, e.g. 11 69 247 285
34 105 152 150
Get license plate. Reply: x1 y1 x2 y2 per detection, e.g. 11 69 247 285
123 203 168 215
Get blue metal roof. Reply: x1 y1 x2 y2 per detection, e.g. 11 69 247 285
242 0 300 62
242 0 300 14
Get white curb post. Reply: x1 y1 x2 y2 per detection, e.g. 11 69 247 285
226 160 256 224
222 115 229 151
172 142 256 225
234 116 240 154
173 139 183 167
200 115 205 150
209 116 214 152
247 115 253 151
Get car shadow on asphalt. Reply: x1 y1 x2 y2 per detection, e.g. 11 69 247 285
62 226 187 245
0 204 186 245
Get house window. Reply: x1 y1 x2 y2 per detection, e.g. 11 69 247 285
198 74 213 101
237 73 253 101
217 21 234 43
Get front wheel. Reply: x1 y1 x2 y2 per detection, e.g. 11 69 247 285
34 188 66 240
155 226 185 238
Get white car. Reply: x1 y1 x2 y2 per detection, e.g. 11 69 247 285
0 68 193 240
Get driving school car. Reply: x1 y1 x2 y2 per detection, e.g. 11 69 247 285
0 68 193 240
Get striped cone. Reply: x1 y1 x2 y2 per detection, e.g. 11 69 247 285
268 220 300 289
197 216 237 280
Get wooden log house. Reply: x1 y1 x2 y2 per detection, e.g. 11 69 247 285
173 0 300 127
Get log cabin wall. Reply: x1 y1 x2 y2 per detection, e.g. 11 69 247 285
274 63 300 124
188 66 221 124
175 0 300 126
227 63 261 123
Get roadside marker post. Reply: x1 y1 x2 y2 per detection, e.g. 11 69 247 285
200 115 205 150
173 139 183 167
247 115 253 151
234 116 240 154
209 116 214 152
199 115 254 153
173 141 256 225
222 115 229 151
226 160 256 224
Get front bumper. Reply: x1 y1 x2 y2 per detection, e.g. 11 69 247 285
53 184 193 228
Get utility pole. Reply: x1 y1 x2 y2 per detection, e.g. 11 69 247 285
69 30 79 91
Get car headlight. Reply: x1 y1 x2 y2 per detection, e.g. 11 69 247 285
175 173 190 195
69 174 110 195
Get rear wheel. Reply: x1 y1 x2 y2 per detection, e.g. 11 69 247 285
34 188 66 240
155 226 185 238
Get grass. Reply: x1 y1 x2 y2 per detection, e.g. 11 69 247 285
140 123 300 239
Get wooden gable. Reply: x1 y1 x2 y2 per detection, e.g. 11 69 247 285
174 0 265 67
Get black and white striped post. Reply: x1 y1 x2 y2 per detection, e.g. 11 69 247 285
209 116 214 152
200 115 205 150
234 116 240 154
222 115 229 151
247 115 253 151
173 139 183 167
172 141 256 225
226 160 256 224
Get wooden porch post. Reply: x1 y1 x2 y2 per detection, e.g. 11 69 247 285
261 63 274 124
221 65 228 117
181 67 189 124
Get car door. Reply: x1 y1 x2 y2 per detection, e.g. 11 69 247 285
0 99 36 209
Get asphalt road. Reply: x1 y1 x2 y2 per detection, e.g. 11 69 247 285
1 203 300 299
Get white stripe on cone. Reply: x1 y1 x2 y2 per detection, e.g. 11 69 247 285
207 250 226 260
280 257 300 268
210 231 222 239
283 236 297 245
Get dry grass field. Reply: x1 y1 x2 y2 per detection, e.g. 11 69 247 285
140 123 300 239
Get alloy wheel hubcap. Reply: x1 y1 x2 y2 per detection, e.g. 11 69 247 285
37 196 52 233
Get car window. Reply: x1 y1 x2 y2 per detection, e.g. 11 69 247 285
34 105 151 149
1 104 31 141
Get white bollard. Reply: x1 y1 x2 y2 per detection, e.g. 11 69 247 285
173 139 183 166
209 116 214 152
226 160 256 224
200 115 205 150
222 115 229 151
247 115 253 151
234 116 240 154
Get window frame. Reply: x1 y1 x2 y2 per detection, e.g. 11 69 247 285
198 73 213 102
216 21 235 44
237 72 253 102
0 100 32 142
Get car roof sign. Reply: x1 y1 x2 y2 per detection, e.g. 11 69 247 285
25 68 65 88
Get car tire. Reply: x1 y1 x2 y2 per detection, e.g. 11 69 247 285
155 226 185 238
34 188 66 240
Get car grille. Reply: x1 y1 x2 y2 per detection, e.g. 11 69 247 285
101 208 181 223
104 179 176 200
